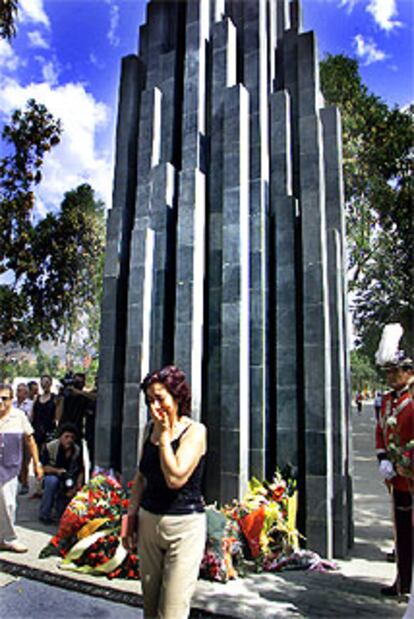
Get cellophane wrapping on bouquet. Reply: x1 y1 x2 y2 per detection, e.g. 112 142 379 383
199 506 244 582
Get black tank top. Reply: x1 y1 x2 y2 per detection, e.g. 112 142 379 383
139 423 205 515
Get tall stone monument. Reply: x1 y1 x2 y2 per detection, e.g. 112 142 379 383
96 0 352 558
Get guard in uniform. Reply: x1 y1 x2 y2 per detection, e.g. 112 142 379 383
376 354 413 596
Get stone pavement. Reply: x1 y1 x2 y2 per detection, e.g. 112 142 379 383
0 403 409 618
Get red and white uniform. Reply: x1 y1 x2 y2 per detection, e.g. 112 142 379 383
376 386 414 492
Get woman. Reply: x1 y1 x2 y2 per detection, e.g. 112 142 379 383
32 375 57 449
122 366 207 619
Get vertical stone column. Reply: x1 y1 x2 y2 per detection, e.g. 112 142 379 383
211 0 225 23
321 106 352 556
243 0 269 478
220 83 250 500
297 30 333 558
174 0 210 420
149 163 176 371
277 29 299 193
122 87 162 481
224 0 244 84
204 17 237 501
141 1 171 88
276 0 290 41
269 90 299 469
96 55 144 470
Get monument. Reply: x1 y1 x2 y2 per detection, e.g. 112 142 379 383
96 0 352 558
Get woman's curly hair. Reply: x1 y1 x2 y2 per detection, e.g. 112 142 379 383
140 365 192 417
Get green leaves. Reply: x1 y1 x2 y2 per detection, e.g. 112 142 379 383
0 0 19 40
0 99 62 279
320 54 414 356
0 100 105 356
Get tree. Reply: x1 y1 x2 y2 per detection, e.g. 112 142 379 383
350 350 381 393
320 54 414 355
0 98 62 284
26 184 106 363
0 0 19 40
35 350 62 377
0 101 106 357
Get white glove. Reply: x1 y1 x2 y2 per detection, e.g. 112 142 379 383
379 459 396 480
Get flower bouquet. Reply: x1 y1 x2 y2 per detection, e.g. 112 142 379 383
199 506 243 582
39 473 140 578
223 471 302 572
40 470 324 582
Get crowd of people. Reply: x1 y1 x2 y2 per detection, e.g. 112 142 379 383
0 372 96 550
0 365 206 619
0 324 413 618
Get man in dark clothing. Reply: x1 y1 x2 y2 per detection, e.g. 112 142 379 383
58 373 96 453
39 423 83 524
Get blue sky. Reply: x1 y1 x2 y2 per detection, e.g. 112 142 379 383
0 0 412 215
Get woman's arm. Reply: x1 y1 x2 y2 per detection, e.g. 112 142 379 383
128 469 146 515
159 422 206 489
121 466 146 552
25 434 43 480
55 397 63 424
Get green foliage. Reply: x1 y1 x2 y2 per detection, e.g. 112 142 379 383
0 99 61 282
0 101 106 356
0 356 36 382
25 183 106 355
350 349 381 392
35 350 62 377
0 0 19 40
0 351 62 382
320 54 414 356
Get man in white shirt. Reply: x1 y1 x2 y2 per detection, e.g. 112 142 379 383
0 383 43 552
13 383 33 421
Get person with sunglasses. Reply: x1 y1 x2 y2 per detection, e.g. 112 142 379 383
0 383 43 552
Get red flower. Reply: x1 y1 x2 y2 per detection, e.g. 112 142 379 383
239 505 266 558
272 485 285 502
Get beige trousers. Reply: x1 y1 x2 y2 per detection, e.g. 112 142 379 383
0 477 18 543
138 508 206 619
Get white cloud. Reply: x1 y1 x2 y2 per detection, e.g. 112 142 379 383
339 0 359 12
0 39 20 72
32 55 61 86
106 2 120 47
366 0 402 32
89 52 105 69
353 34 389 65
339 0 402 31
27 30 49 49
41 61 59 86
19 0 50 29
0 79 113 210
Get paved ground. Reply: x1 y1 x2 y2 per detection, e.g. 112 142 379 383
0 574 144 619
0 402 410 618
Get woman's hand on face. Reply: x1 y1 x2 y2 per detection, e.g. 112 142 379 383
151 407 170 433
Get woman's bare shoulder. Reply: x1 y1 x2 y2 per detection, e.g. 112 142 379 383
181 420 206 440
